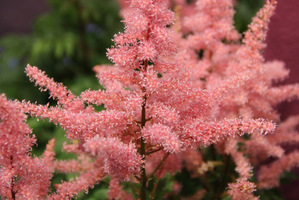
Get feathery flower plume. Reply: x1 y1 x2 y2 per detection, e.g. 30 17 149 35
1 0 299 199
0 94 54 199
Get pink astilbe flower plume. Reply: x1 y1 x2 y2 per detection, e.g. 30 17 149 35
25 65 84 111
2 0 299 199
142 123 181 153
107 179 134 200
23 1 280 198
54 154 94 174
49 167 104 200
228 178 259 200
182 118 276 147
257 151 299 189
0 94 55 200
225 139 252 179
243 0 277 56
84 136 141 180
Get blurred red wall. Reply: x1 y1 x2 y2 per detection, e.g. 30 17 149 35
264 0 299 199
264 0 299 119
0 0 49 36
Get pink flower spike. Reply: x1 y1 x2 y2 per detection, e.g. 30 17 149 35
258 151 299 189
49 168 104 200
108 179 134 200
0 94 54 199
228 178 258 200
84 136 141 180
243 0 277 52
25 65 76 106
142 124 181 153
182 118 276 147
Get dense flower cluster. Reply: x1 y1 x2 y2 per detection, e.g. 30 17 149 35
1 0 299 199
0 95 54 199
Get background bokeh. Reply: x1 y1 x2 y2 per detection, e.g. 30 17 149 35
264 0 299 199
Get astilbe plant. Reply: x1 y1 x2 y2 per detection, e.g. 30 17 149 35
0 95 55 199
1 0 299 199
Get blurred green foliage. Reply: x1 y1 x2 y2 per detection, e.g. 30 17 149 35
0 0 122 103
234 0 265 33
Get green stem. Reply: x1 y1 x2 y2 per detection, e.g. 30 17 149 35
145 147 163 155
10 155 16 200
149 177 160 200
128 182 140 197
140 138 147 200
139 26 151 200
139 59 148 200
216 155 231 198
148 153 170 199
148 153 170 181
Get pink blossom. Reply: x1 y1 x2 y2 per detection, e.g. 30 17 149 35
182 118 276 147
228 178 258 200
146 151 182 178
0 94 54 199
49 167 104 200
258 151 299 189
142 123 181 153
84 136 141 180
107 179 134 200
225 139 252 179
55 154 94 174
25 65 82 111
2 0 299 199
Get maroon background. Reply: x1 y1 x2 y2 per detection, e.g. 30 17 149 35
0 0 299 199
0 0 49 36
264 0 299 119
264 0 299 199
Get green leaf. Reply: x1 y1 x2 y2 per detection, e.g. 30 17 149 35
257 188 284 200
152 173 175 200
279 170 297 185
222 195 232 200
